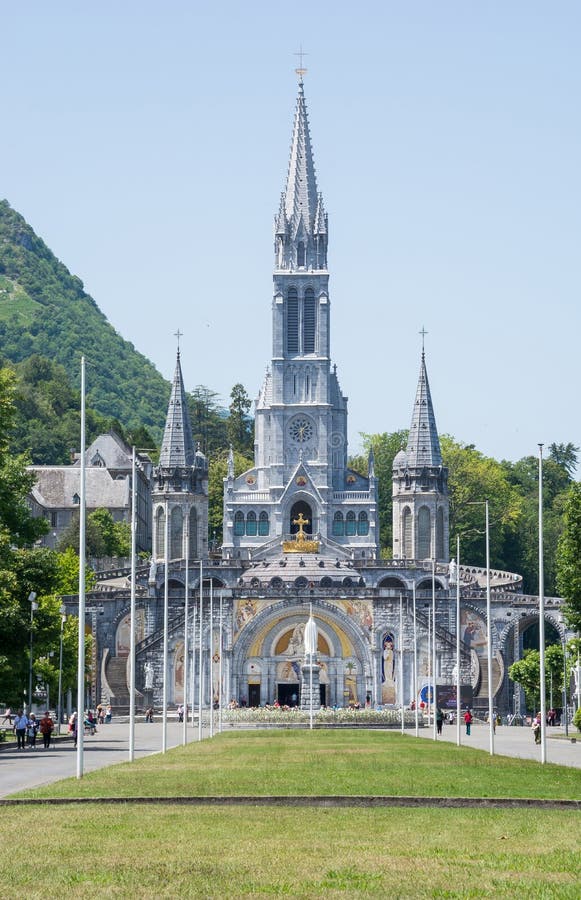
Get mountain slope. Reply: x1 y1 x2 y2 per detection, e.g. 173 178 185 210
0 200 169 439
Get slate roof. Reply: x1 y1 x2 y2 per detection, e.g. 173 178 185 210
405 352 442 468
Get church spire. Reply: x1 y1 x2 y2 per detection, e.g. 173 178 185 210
275 79 327 270
406 349 442 468
159 350 196 470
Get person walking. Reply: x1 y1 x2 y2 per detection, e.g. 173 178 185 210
13 709 28 750
532 712 542 745
464 708 473 736
26 713 38 749
436 707 444 736
39 711 54 749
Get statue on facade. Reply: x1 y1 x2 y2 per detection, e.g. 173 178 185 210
144 661 154 690
449 558 457 585
148 558 157 585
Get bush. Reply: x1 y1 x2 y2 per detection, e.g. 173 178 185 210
573 707 581 733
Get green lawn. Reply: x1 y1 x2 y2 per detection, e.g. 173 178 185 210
3 730 580 897
15 729 581 801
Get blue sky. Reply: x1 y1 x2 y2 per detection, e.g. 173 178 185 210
2 2 580 467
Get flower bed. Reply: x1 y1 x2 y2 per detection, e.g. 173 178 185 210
222 707 423 727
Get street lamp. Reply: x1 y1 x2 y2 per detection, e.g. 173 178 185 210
27 592 38 714
57 604 66 734
538 444 547 763
466 500 494 756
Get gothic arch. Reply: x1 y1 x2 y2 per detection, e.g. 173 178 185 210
231 597 373 682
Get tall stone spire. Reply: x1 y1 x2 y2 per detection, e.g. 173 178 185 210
275 80 328 271
284 80 319 230
159 351 196 470
406 351 442 468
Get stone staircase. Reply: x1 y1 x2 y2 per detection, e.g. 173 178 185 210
105 656 130 714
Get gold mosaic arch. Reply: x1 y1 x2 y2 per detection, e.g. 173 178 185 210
248 610 354 659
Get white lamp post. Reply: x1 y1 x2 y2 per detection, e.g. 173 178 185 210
57 604 66 735
413 582 419 737
467 499 494 756
129 447 137 762
27 591 38 715
431 560 437 741
76 355 86 779
538 444 547 763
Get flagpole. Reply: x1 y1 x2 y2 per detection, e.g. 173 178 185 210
209 578 214 739
183 513 189 746
219 590 224 734
456 535 461 747
162 498 169 753
400 592 404 734
432 559 437 740
538 444 547 763
129 446 137 762
76 356 86 779
413 582 419 737
198 560 203 742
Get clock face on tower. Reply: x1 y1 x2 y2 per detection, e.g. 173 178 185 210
289 416 313 443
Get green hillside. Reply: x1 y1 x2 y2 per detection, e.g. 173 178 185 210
0 200 169 440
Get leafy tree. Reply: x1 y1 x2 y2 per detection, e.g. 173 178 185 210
549 443 579 480
441 436 522 569
188 385 228 453
350 431 408 557
208 448 254 545
556 482 581 629
57 508 131 559
509 644 571 714
227 383 254 454
501 453 573 594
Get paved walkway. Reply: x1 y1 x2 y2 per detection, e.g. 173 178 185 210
0 721 579 799
409 721 581 768
0 721 210 798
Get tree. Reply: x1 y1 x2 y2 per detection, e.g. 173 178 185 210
208 448 255 545
350 431 408 557
188 385 228 453
441 436 522 569
509 644 571 714
57 508 131 559
549 443 579 480
227 383 254 454
556 482 581 629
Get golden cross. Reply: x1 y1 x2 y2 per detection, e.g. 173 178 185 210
293 511 309 539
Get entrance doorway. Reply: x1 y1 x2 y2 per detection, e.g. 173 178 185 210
290 500 313 534
248 684 261 707
277 683 300 707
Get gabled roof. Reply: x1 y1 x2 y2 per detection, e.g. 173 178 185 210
158 352 196 469
406 352 442 467
283 81 320 233
29 466 129 509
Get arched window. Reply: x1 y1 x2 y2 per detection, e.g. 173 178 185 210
332 512 344 536
418 506 431 559
258 511 269 536
189 508 198 558
155 506 165 557
402 507 412 558
357 511 369 536
287 287 298 353
303 288 315 353
436 507 444 560
346 510 356 536
297 241 306 267
246 511 257 536
234 511 245 536
170 507 183 560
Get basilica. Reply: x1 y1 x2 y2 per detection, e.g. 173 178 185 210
72 77 566 719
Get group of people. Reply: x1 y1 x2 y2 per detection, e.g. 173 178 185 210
11 710 55 749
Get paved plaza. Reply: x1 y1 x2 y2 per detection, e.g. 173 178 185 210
0 721 579 799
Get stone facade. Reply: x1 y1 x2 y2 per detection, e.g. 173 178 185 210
67 78 572 720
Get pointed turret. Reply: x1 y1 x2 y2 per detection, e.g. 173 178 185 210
275 80 327 271
158 351 196 469
285 80 319 229
392 345 449 563
405 351 442 467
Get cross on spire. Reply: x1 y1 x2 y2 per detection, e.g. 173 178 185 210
294 45 308 82
174 328 183 355
419 326 428 356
